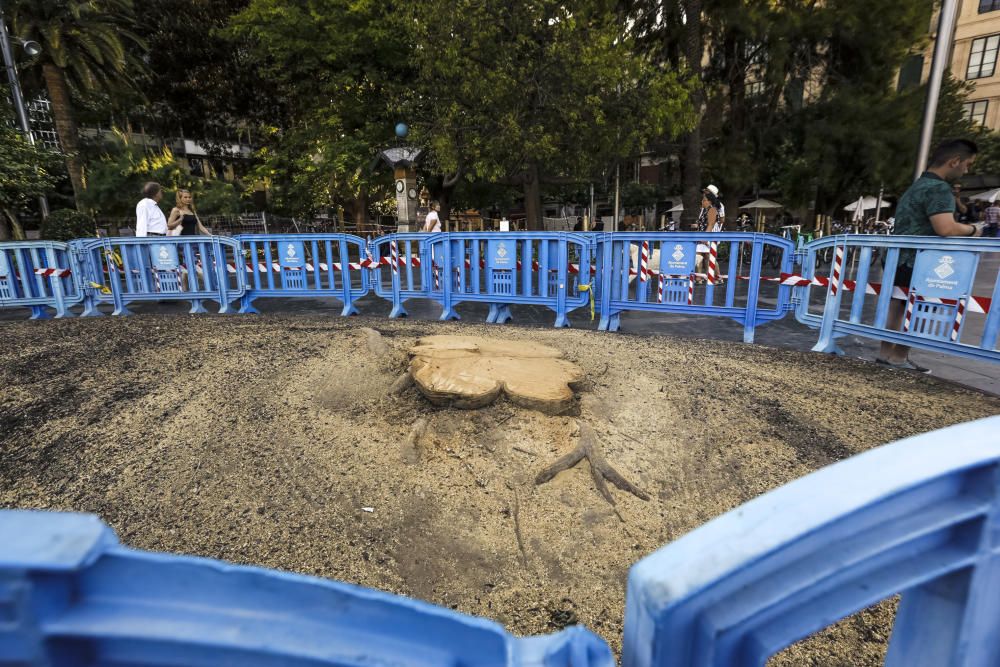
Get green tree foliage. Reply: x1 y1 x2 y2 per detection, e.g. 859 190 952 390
39 209 95 241
10 0 148 208
80 132 245 218
403 0 695 227
229 0 413 220
0 122 61 240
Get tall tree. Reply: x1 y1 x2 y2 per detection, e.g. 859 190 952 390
404 0 694 229
229 0 412 220
0 120 61 239
9 0 147 209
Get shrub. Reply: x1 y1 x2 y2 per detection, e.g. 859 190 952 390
40 209 95 241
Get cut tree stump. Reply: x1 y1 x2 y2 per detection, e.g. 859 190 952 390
408 335 586 415
536 422 649 506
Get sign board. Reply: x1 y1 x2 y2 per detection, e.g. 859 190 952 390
500 218 510 232
661 242 696 275
488 240 514 269
279 241 305 269
0 251 9 277
910 250 977 299
149 243 179 271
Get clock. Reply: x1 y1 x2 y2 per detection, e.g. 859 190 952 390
395 180 405 193
407 188 417 200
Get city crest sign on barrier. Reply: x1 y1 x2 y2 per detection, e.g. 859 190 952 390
911 250 977 299
489 240 514 269
663 242 696 275
279 241 306 269
150 244 179 271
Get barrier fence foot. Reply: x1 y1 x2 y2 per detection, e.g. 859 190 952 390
389 305 408 319
438 307 459 321
811 339 845 355
600 314 621 333
111 305 133 317
553 313 570 328
53 307 75 319
486 304 512 324
80 303 105 317
341 302 360 317
29 306 52 320
238 297 259 315
188 299 209 315
217 301 235 315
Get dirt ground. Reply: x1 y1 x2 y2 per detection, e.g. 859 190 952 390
2 313 997 664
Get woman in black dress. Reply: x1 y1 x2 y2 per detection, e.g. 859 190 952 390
167 189 211 236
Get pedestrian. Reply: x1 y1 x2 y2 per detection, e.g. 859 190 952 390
694 188 722 284
423 201 442 233
705 184 725 222
167 189 211 236
135 182 167 237
986 197 1000 237
877 139 986 372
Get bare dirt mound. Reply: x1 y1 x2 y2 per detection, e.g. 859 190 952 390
1 314 996 663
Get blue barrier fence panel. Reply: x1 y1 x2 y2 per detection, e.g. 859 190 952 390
233 234 369 316
0 241 83 319
421 232 595 327
369 233 440 319
596 232 794 343
795 235 1000 363
623 415 1000 667
0 510 613 667
71 237 245 316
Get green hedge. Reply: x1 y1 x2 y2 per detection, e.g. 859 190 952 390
40 209 95 241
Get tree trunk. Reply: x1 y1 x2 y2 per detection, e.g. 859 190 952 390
42 64 86 210
436 169 462 229
352 190 368 229
524 163 543 230
1 208 25 240
680 0 703 230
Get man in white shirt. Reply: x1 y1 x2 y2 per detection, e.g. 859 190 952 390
423 201 442 233
135 182 168 236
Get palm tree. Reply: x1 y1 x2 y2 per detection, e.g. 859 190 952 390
9 0 146 209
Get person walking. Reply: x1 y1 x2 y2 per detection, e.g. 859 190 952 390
135 182 168 237
167 189 211 236
876 139 986 372
693 188 722 284
423 201 442 233
985 197 1000 237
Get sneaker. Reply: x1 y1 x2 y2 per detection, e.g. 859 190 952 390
876 358 932 374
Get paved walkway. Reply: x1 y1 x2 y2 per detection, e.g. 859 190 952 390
3 253 998 395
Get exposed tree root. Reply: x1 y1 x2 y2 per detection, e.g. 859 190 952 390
389 371 414 395
535 422 650 506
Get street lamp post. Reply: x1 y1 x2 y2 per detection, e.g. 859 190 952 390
915 0 960 181
0 0 50 218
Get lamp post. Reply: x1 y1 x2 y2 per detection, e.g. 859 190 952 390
915 0 959 181
0 0 50 217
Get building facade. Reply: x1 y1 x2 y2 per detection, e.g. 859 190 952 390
906 0 1000 131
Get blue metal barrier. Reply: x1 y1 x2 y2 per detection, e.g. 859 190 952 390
71 237 246 316
0 510 613 667
796 235 1000 363
596 233 795 343
369 233 439 318
623 415 1000 667
422 232 596 326
234 234 369 316
0 241 83 319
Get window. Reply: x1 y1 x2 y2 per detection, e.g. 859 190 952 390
980 0 1000 13
967 35 1000 79
897 54 924 91
748 80 765 97
964 100 989 125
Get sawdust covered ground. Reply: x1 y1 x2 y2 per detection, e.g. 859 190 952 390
2 314 997 664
